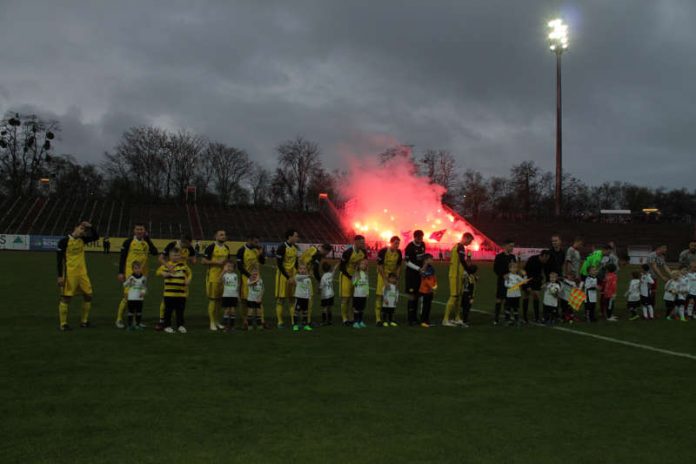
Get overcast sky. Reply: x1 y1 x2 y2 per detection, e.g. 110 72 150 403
1 0 694 187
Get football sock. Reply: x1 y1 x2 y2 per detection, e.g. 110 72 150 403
533 300 540 321
375 299 382 323
407 299 417 324
59 301 69 326
135 310 142 325
494 302 501 322
127 311 134 327
341 299 350 322
116 298 127 322
80 301 91 323
444 296 457 321
642 306 648 319
647 305 654 319
276 301 284 324
678 306 685 319
290 305 296 325
380 309 387 323
522 298 529 321
159 300 166 321
207 301 217 325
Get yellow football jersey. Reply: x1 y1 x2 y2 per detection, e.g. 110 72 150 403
237 244 265 277
448 243 469 278
204 243 230 282
276 242 299 277
57 228 99 277
341 246 366 276
119 237 158 277
377 247 402 274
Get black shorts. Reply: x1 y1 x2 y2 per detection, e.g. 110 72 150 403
664 300 675 310
221 297 238 308
675 298 686 307
627 300 640 309
127 300 143 312
522 278 542 292
321 297 335 307
505 297 520 309
353 296 367 312
405 270 421 295
164 297 186 311
640 296 651 305
295 298 309 311
246 300 261 309
496 278 506 299
688 294 696 302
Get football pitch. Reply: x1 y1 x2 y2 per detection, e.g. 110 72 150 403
2 251 696 464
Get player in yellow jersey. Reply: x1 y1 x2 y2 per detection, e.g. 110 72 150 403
375 236 402 326
56 221 99 331
339 235 367 325
274 229 300 328
202 230 230 331
236 233 266 328
154 234 197 329
443 232 474 327
115 224 159 329
299 243 333 325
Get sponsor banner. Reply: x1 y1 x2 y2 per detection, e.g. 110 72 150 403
0 234 30 251
29 235 62 251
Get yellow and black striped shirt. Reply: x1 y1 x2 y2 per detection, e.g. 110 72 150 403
156 261 192 298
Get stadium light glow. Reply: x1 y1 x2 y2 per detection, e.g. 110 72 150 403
548 18 569 52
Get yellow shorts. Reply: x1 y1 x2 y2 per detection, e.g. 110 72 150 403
62 274 93 297
449 275 462 297
206 280 222 299
274 271 296 299
339 274 354 298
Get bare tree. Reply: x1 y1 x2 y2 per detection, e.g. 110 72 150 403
0 113 58 196
103 126 169 200
276 136 322 211
169 131 206 198
204 142 253 205
250 165 272 207
461 169 488 219
420 149 457 202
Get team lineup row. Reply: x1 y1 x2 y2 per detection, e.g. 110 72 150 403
56 221 696 332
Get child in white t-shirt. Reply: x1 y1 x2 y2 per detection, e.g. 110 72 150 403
293 262 313 332
686 262 696 318
123 261 147 330
220 261 239 331
543 272 561 324
664 270 679 320
352 259 370 329
639 264 655 320
504 261 528 325
381 272 400 327
319 261 338 326
626 270 641 320
581 267 599 322
246 265 265 329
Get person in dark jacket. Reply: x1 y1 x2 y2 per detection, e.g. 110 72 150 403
493 239 517 325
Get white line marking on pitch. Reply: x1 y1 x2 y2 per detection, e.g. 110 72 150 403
429 297 696 362
289 282 696 362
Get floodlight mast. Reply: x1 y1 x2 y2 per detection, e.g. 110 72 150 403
548 18 568 218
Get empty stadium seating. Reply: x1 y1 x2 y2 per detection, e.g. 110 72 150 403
0 196 348 243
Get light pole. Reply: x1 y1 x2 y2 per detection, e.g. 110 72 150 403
548 19 568 218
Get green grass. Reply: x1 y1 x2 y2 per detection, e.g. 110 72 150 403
1 251 696 464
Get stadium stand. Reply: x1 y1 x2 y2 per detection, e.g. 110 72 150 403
1 196 348 243
475 219 696 261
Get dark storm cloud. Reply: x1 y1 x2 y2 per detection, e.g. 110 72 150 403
1 0 694 186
